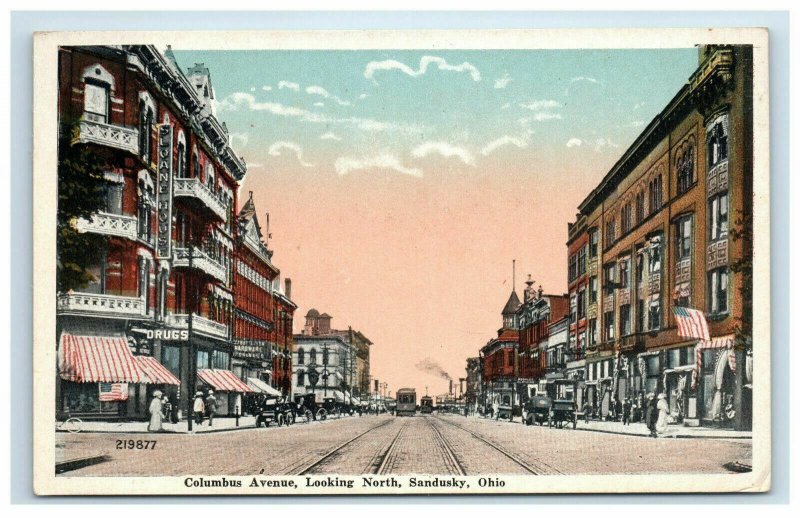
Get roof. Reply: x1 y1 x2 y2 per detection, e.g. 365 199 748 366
319 313 332 318
502 290 522 315
306 308 320 318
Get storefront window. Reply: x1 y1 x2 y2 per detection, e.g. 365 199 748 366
162 345 180 377
197 350 210 369
62 381 118 414
211 350 230 369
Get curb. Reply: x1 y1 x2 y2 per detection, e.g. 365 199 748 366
55 454 111 474
573 425 751 440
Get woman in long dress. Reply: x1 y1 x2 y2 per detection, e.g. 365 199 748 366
148 390 164 432
655 393 669 434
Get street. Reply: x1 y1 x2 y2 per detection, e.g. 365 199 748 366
58 414 751 477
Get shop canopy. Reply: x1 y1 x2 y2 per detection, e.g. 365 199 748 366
247 377 282 396
58 333 146 383
135 356 180 385
197 369 253 393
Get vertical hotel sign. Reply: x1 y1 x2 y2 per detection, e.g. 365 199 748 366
156 124 173 260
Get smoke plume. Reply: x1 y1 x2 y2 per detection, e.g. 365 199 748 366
415 358 452 381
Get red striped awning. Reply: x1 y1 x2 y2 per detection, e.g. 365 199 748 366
135 356 181 385
58 333 145 383
197 369 253 393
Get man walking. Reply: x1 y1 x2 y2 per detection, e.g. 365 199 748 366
193 391 205 426
205 390 217 426
622 397 632 425
645 393 658 437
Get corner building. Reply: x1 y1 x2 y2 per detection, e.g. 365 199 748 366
567 45 753 429
56 45 249 419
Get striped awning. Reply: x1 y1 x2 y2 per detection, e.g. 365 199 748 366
136 356 180 385
58 333 145 383
247 377 281 396
197 369 253 393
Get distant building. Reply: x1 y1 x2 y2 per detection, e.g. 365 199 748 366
464 357 482 414
480 290 520 414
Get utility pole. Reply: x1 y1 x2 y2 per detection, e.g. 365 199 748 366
187 250 195 432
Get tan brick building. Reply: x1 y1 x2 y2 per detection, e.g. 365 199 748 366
567 45 753 430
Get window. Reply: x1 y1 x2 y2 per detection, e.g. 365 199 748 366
648 297 661 331
588 318 598 346
635 191 645 224
618 257 630 289
206 164 216 192
621 203 633 235
85 245 108 294
604 310 615 341
605 218 616 246
619 304 631 336
709 193 729 241
649 236 662 273
589 276 598 304
677 146 695 194
577 247 587 276
192 150 201 179
137 257 151 310
309 349 317 365
297 348 304 365
675 216 693 261
84 81 109 122
196 350 210 369
708 267 729 315
211 350 229 369
138 101 154 162
162 345 180 377
104 182 124 215
176 141 187 178
577 288 586 320
707 119 729 168
588 229 599 258
297 371 305 386
649 175 663 214
568 254 578 282
603 263 617 294
637 299 645 333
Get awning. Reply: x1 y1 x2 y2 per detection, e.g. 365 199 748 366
247 377 282 396
58 333 145 383
136 356 180 385
197 369 253 392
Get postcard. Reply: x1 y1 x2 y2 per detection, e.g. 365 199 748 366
32 27 770 495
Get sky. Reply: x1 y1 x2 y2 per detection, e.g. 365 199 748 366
173 47 698 398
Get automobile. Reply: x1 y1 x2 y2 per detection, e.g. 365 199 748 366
254 396 281 428
523 394 552 426
549 379 578 429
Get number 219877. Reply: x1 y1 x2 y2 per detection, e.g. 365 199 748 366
116 440 157 450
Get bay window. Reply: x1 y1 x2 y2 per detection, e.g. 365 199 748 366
709 192 729 241
708 267 729 315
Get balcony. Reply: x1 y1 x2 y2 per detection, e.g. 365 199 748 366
57 292 148 319
618 333 645 354
173 178 228 221
72 119 139 155
597 341 615 353
166 314 229 340
75 212 138 241
173 247 228 284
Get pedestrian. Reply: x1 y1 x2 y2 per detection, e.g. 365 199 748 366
622 397 631 425
645 393 658 437
161 394 171 423
655 393 669 435
615 398 623 422
205 390 217 426
582 401 590 424
147 390 163 432
193 391 205 426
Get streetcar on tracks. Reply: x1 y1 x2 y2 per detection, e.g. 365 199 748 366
420 395 434 414
395 388 417 416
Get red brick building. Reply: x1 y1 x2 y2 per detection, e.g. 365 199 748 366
479 290 520 415
232 192 296 396
56 45 249 418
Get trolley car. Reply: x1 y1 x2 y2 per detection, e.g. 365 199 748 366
396 388 417 416
420 395 434 414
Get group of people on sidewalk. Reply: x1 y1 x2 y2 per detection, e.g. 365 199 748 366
582 392 670 437
146 389 217 432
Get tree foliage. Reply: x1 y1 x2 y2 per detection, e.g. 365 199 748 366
57 121 108 293
729 208 753 346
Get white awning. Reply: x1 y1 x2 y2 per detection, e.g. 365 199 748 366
247 377 281 396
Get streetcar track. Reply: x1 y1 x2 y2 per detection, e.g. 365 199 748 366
372 419 410 475
424 417 467 476
289 418 394 475
432 415 564 475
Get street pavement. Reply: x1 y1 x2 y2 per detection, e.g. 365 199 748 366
57 413 751 477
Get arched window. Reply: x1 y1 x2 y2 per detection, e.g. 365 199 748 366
677 145 694 195
192 148 201 179
82 64 114 123
137 170 155 242
176 132 187 178
707 119 729 169
205 163 216 192
138 101 154 162
309 349 317 365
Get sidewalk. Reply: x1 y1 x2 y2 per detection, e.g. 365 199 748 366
473 415 752 439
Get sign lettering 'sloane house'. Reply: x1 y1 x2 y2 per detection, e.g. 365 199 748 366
566 45 753 430
56 45 249 419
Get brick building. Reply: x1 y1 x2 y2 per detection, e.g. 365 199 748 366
567 45 753 429
480 290 520 415
56 45 251 419
232 192 296 397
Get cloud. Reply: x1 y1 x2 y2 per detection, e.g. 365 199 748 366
411 141 475 166
229 132 249 150
630 120 646 127
306 85 351 106
520 112 563 122
633 101 646 110
570 76 599 84
267 141 314 167
320 132 342 141
566 138 583 148
501 103 511 110
518 100 561 111
593 138 620 152
313 102 325 107
335 154 423 178
480 135 528 156
219 92 424 134
494 73 511 89
359 93 368 99
278 80 300 91
364 56 481 83
249 87 255 92
261 85 272 91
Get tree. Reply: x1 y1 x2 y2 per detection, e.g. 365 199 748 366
729 208 753 347
57 121 108 292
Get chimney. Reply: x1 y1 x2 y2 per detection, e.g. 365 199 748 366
284 278 292 300
449 379 453 395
